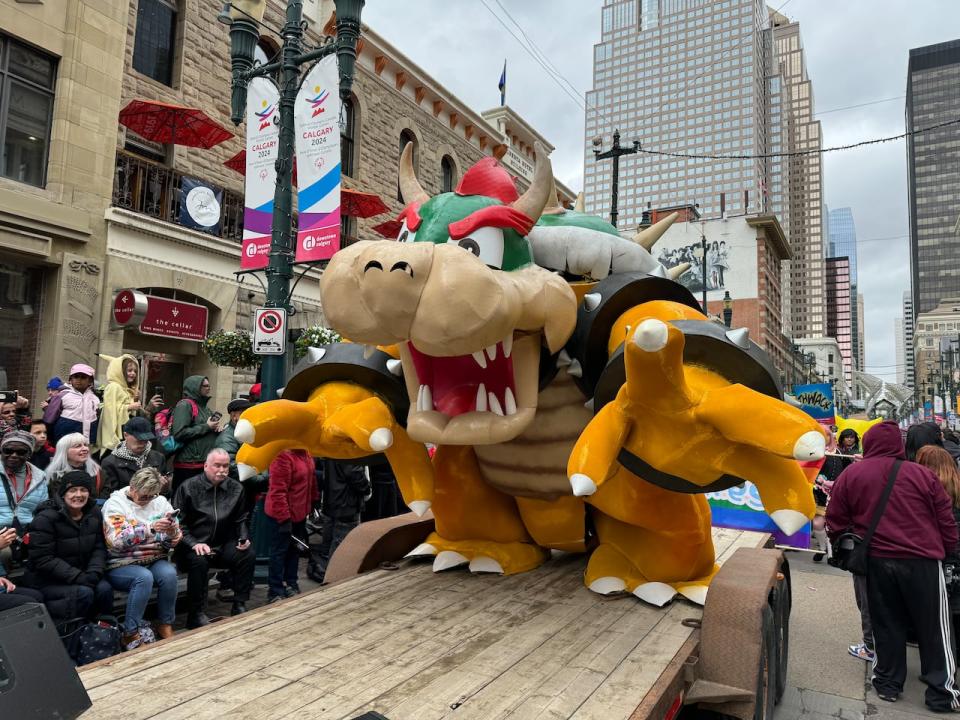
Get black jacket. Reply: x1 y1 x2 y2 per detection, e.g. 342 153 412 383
24 497 107 587
100 450 166 496
944 439 960 464
320 460 370 519
172 474 249 549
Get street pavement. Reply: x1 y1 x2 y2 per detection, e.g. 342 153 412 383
777 550 952 719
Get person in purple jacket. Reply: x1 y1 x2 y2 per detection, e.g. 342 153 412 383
827 421 960 711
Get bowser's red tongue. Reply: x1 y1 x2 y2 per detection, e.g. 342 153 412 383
408 338 517 417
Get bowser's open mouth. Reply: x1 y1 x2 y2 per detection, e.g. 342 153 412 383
399 332 541 445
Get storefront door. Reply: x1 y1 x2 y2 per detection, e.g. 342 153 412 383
141 356 184 409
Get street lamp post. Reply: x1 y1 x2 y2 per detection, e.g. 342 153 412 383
224 0 364 402
592 129 639 229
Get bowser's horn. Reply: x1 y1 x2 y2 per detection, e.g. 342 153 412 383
511 141 553 222
633 211 679 251
574 192 585 212
399 142 429 206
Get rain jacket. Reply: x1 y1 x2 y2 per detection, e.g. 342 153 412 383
172 375 215 465
265 450 318 524
97 354 140 453
826 421 959 561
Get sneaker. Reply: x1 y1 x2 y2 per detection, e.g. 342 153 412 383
266 594 284 604
813 553 825 562
849 643 875 662
284 585 300 598
231 601 247 616
186 613 210 630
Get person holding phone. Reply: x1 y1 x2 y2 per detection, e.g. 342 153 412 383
170 376 221 493
100 418 167 496
98 355 164 455
0 431 48 574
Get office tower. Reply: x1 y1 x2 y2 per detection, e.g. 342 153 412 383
584 0 824 339
903 290 916 389
826 257 853 386
895 317 906 385
906 39 960 315
856 292 865 372
827 207 862 369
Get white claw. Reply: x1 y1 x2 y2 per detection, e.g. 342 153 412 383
276 387 285 398
679 585 709 606
589 576 627 595
472 350 487 369
469 556 504 574
386 358 403 375
793 430 826 460
569 473 597 496
235 419 256 444
488 392 504 416
584 398 595 411
769 509 809 537
408 500 431 517
633 582 676 607
476 383 488 412
405 542 437 558
633 319 669 352
433 551 469 572
556 349 572 368
237 463 257 482
363 344 376 359
567 359 583 378
584 292 601 311
502 334 513 358
504 387 517 415
485 344 498 362
369 427 393 452
306 347 326 363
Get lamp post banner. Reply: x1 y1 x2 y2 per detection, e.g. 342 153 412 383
241 76 280 270
294 54 341 262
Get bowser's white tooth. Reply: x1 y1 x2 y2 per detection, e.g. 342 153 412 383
504 387 517 415
421 384 433 412
488 392 504 416
476 383 488 412
485 344 498 362
502 334 513 358
472 351 487 369
417 385 425 411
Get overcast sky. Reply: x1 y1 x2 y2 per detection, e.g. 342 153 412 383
364 1 960 383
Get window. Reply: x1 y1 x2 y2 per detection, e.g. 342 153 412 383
397 129 416 202
440 155 455 193
341 96 355 177
132 0 178 86
0 36 56 187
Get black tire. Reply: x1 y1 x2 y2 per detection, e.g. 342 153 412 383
754 605 778 720
771 557 792 703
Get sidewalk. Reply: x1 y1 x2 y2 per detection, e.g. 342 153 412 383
776 551 952 720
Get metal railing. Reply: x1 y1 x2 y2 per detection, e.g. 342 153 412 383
112 151 244 243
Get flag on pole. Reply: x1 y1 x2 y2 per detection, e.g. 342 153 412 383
498 60 506 106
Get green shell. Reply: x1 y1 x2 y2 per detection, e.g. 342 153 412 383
535 209 621 237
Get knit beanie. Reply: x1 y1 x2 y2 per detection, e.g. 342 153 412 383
59 470 95 496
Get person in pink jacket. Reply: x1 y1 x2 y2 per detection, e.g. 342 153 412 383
264 450 318 602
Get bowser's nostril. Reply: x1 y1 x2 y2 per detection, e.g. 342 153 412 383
364 260 383 273
390 261 414 277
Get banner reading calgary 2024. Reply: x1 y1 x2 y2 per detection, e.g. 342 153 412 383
241 77 280 270
294 55 341 262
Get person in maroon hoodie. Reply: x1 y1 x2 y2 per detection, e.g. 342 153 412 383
264 449 318 602
827 421 960 711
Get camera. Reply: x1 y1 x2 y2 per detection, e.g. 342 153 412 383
0 390 17 403
945 564 960 597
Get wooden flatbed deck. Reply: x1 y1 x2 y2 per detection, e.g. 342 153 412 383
79 528 765 720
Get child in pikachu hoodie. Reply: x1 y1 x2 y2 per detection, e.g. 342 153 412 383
97 354 143 453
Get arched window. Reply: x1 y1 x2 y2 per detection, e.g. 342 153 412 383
254 39 280 82
341 96 355 177
441 155 456 193
397 129 417 202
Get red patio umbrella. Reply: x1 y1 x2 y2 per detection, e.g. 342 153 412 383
373 219 403 238
225 149 298 186
341 189 389 219
119 99 233 149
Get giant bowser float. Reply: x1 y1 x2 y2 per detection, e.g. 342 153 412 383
234 144 826 606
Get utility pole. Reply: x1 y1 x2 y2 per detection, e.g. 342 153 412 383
592 129 639 229
224 0 365 402
699 229 708 312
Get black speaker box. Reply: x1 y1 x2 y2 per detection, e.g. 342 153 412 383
0 603 92 718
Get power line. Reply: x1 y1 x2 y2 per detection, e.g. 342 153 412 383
815 95 905 117
637 117 960 160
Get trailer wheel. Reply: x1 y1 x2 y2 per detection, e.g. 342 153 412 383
771 557 791 703
753 605 778 720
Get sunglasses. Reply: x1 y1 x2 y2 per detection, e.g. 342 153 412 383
1 447 29 457
137 493 159 502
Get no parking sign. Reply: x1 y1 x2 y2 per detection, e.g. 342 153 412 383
253 307 286 355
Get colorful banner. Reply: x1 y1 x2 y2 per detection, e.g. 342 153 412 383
793 382 835 427
241 77 280 270
707 479 812 549
294 55 341 263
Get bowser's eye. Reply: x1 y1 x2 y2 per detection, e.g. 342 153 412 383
396 220 416 244
447 226 504 269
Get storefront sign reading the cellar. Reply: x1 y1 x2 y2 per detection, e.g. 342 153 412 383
113 290 208 342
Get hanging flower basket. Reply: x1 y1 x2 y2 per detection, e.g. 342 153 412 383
295 325 342 359
202 329 260 369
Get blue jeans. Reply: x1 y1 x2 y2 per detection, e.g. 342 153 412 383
108 560 178 633
264 515 305 598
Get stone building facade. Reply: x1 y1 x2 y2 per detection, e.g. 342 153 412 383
0 0 127 407
98 1 573 408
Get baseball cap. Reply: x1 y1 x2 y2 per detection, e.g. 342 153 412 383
227 398 252 413
122 416 156 441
